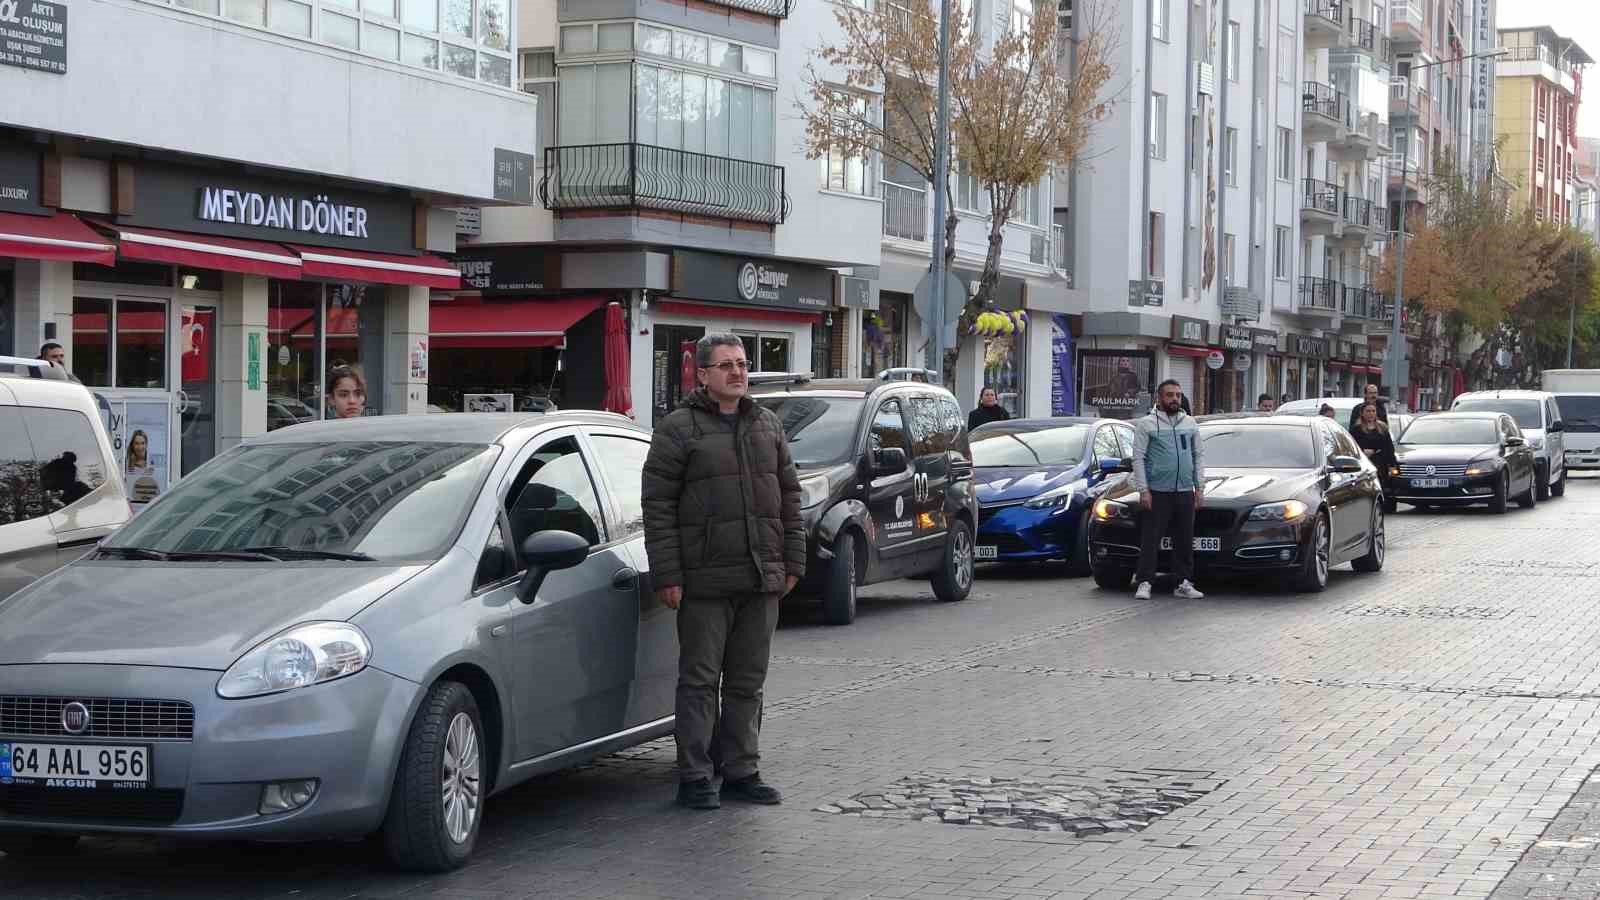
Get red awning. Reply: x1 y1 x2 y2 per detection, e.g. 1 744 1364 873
429 296 604 349
106 225 301 279
656 300 822 325
0 211 116 265
1326 360 1349 369
1166 344 1212 359
291 245 461 289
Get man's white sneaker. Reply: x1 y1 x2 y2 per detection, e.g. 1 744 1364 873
1134 581 1153 600
1173 580 1205 600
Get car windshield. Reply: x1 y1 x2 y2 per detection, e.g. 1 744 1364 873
103 441 499 562
1201 425 1317 468
756 396 865 467
970 424 1091 467
1555 395 1600 433
1398 419 1500 445
1453 398 1542 430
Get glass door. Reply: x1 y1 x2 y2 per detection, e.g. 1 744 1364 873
179 303 219 476
73 292 177 509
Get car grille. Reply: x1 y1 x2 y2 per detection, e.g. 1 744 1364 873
978 500 1026 526
0 784 185 825
1196 509 1235 532
1397 464 1469 477
0 697 195 741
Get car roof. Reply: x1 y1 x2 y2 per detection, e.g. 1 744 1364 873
750 379 953 399
973 416 1102 431
1453 389 1551 399
0 375 110 423
246 410 643 447
1198 414 1319 427
1413 411 1503 420
1279 396 1365 409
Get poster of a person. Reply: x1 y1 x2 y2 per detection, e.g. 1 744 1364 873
123 402 170 505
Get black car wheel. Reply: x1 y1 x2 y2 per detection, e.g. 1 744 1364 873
1489 472 1509 515
0 833 81 858
382 681 484 872
1064 508 1093 577
1292 511 1330 592
931 518 974 603
1517 470 1537 509
1352 504 1385 573
1092 565 1132 591
1552 468 1567 497
822 531 859 626
1536 461 1551 500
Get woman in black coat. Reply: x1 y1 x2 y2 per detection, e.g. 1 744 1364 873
1350 401 1398 510
968 387 1010 431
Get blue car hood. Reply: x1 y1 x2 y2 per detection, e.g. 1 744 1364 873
974 466 1085 504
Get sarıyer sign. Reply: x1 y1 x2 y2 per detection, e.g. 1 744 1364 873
123 163 416 255
671 250 832 311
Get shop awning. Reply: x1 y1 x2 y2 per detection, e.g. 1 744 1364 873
291 245 461 289
1326 360 1349 369
104 225 301 279
429 296 604 349
0 211 116 265
1165 344 1212 359
656 300 822 325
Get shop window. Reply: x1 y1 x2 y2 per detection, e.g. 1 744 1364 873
71 297 112 387
266 282 384 430
736 331 791 373
982 331 1022 417
116 300 168 390
862 295 906 378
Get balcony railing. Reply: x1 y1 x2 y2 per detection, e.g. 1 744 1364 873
1340 284 1371 319
1052 223 1068 271
1303 81 1349 123
1389 77 1427 114
1305 0 1342 28
1350 17 1376 51
1303 178 1343 216
1343 195 1375 228
1509 43 1584 77
1300 276 1341 311
881 181 928 242
1389 0 1423 35
541 143 788 225
711 0 793 17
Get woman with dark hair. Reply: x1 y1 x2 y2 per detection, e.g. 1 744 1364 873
327 366 368 419
1350 401 1397 512
126 430 150 472
968 387 1010 431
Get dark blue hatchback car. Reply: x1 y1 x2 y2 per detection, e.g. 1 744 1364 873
972 417 1138 573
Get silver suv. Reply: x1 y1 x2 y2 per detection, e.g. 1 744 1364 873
0 357 131 598
1451 389 1567 499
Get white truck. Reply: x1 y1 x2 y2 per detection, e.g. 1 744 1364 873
1542 370 1600 470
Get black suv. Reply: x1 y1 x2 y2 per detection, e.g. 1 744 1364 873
751 374 979 625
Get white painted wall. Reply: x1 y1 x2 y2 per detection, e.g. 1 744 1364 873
1 0 537 203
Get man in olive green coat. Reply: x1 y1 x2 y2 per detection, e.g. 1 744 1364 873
641 333 805 810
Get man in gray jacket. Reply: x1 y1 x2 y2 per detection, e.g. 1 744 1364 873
1130 379 1207 601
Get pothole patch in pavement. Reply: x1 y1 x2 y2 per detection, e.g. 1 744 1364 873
814 769 1219 835
1336 603 1517 619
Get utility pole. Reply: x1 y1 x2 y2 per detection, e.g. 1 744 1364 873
927 0 953 381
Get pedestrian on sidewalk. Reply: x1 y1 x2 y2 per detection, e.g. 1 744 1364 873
642 332 805 811
1351 401 1397 511
37 342 80 383
1257 393 1276 413
968 386 1010 431
1130 379 1206 601
1347 383 1389 432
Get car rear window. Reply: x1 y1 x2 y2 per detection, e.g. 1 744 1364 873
1555 395 1600 433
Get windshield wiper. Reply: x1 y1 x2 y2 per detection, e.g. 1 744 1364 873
164 550 287 562
96 546 171 561
235 546 377 561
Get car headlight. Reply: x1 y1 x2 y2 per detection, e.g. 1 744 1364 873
1024 485 1076 510
1093 498 1134 520
1527 437 1544 450
1464 461 1502 476
1388 466 1401 477
1246 499 1308 522
217 622 372 699
800 476 831 509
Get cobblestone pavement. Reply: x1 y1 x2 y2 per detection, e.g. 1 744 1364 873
7 480 1600 899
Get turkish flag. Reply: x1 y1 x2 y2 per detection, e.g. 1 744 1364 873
181 309 213 383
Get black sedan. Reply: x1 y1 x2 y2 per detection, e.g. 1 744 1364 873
1087 415 1385 593
1388 412 1537 513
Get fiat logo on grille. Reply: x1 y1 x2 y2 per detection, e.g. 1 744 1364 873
61 701 91 735
1425 465 1436 476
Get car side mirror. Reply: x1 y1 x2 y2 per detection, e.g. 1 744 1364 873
1099 456 1132 474
1505 436 1526 448
1548 421 1566 433
516 530 592 604
1330 455 1364 473
871 446 909 477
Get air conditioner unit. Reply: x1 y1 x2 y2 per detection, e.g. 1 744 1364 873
1195 62 1216 107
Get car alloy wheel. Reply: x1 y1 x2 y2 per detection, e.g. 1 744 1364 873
441 712 482 845
953 527 974 592
1315 515 1330 585
1353 504 1384 573
932 519 974 603
1372 509 1385 567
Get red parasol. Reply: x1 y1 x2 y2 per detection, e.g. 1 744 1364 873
602 302 633 417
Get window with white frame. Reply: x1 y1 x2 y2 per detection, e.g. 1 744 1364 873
1222 233 1236 285
820 91 874 195
957 158 985 212
1274 226 1290 279
1277 127 1293 181
1150 93 1167 159
1009 0 1032 35
1152 0 1167 41
1277 28 1293 83
140 0 513 84
1148 211 1165 279
1227 21 1240 81
1011 181 1039 226
1225 128 1238 186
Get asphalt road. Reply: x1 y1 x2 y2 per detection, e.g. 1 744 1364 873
7 476 1600 899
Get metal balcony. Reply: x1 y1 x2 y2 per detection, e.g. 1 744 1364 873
881 181 928 242
707 0 793 17
1305 0 1347 50
1301 178 1343 235
1302 82 1349 142
1331 112 1382 161
1338 195 1377 245
1389 78 1428 120
1339 285 1370 332
1390 0 1423 47
1298 276 1341 317
540 144 788 225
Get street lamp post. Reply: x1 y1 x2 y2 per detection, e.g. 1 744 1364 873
1387 49 1508 399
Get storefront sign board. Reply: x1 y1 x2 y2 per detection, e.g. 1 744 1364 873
451 246 554 293
671 250 831 311
1171 315 1209 346
1077 349 1154 421
1205 350 1226 370
0 143 44 215
1217 324 1253 352
1251 328 1279 352
0 0 67 75
492 149 536 204
1051 314 1076 416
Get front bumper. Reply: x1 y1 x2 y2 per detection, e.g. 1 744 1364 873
1565 450 1600 470
1088 516 1313 574
1386 472 1500 504
0 664 420 840
975 502 1076 561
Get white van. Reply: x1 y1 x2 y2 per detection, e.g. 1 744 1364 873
0 357 132 598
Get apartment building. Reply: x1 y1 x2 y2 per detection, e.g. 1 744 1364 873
0 0 531 500
1493 27 1591 224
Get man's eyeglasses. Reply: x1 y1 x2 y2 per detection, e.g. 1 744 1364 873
701 360 751 372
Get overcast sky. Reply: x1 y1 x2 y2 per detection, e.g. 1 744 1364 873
1498 0 1600 138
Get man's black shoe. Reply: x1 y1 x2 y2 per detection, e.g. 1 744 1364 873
677 778 720 810
721 773 782 805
